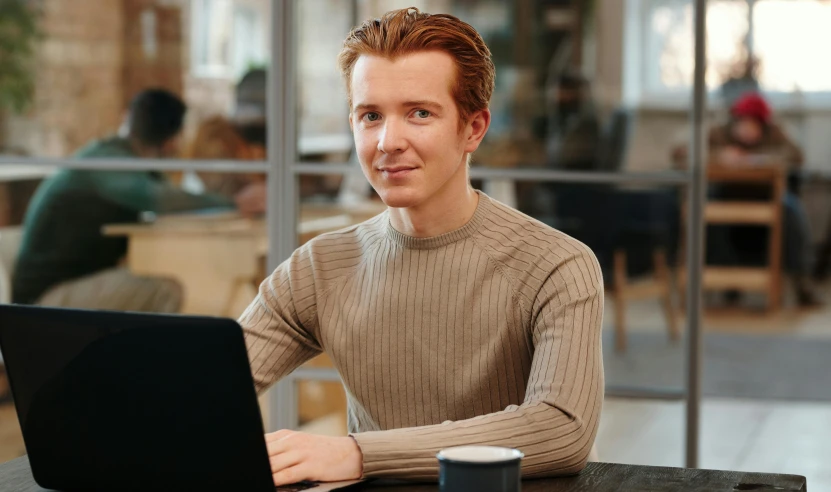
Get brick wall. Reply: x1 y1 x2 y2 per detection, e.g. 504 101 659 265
122 0 185 108
4 0 126 157
2 0 187 158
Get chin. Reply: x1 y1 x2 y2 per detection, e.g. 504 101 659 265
376 187 425 209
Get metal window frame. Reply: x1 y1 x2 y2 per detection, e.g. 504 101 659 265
0 157 268 173
0 0 708 469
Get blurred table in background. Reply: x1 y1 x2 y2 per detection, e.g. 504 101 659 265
103 201 386 317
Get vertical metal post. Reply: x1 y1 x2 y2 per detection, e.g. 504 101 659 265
266 0 299 432
350 0 359 30
747 0 756 59
685 0 708 469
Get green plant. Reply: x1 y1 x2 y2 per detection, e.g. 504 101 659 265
0 0 41 114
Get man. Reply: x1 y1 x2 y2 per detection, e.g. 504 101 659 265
232 68 267 151
242 8 603 486
13 89 265 311
546 71 602 171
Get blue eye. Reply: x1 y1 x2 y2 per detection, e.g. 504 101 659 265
415 110 431 118
364 112 380 122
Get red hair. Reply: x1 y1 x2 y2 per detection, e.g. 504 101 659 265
338 7 494 126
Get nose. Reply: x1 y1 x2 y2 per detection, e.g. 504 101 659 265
377 119 408 154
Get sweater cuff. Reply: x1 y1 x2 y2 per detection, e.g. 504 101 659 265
350 430 440 479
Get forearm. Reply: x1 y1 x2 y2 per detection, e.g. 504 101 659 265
781 145 804 169
153 187 234 213
95 171 234 213
351 395 602 481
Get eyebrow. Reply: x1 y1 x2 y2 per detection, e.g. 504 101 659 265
353 100 444 112
402 100 443 110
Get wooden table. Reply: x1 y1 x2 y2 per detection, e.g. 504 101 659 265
0 456 806 491
103 213 265 317
102 202 386 317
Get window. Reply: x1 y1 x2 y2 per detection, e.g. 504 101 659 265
191 0 268 79
753 0 831 92
627 0 831 106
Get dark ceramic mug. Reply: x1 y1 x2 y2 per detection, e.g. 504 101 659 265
437 446 524 492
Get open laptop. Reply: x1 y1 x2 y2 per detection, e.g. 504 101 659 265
0 305 361 491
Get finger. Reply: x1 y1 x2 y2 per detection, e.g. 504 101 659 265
269 450 302 474
266 438 291 457
273 464 311 487
265 430 293 442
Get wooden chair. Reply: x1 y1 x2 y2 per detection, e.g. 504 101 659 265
0 226 23 306
551 183 682 353
0 226 23 402
611 248 680 353
679 164 786 312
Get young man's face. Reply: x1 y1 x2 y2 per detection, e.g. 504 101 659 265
349 51 488 209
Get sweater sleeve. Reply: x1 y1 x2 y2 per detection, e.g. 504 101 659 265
240 246 323 394
93 171 234 213
767 124 804 169
350 245 605 480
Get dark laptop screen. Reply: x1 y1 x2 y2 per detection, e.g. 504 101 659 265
0 306 274 492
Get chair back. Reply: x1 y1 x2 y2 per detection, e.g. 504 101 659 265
598 108 634 172
0 226 24 305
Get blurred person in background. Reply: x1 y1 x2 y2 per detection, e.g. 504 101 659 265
673 92 821 306
184 115 266 198
12 89 266 312
546 70 602 171
231 68 268 153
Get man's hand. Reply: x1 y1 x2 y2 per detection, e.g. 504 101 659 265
265 430 363 486
234 182 267 217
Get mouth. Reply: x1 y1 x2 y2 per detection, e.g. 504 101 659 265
377 167 417 178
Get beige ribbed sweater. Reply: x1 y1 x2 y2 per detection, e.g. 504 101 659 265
241 192 604 480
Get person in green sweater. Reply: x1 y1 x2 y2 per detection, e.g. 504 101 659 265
12 89 265 311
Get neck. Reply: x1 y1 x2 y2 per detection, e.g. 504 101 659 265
388 167 480 238
127 136 162 158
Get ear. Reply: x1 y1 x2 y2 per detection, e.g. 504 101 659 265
463 109 491 154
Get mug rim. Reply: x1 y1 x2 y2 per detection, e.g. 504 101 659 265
437 445 524 466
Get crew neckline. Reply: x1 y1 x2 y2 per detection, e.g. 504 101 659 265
385 191 490 250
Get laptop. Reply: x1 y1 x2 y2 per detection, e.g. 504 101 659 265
0 305 362 491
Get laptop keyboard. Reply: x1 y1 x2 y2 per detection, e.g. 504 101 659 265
275 480 320 491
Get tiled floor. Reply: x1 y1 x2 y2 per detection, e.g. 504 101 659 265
596 397 831 490
0 405 24 463
598 285 831 490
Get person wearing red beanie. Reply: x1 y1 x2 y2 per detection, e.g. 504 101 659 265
672 91 822 307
